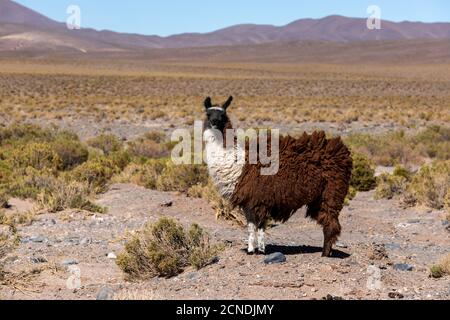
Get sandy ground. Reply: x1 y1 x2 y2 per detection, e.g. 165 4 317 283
1 183 449 300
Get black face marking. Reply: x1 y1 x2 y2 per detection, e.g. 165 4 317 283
203 96 233 132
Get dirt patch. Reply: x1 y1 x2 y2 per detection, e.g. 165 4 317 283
1 184 448 300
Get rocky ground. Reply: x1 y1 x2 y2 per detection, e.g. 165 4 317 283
1 182 449 300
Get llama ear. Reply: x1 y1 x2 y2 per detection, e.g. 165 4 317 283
204 97 212 110
222 96 233 110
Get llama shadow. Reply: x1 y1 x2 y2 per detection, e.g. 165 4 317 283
264 244 351 259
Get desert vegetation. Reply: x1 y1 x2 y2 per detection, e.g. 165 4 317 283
116 217 221 279
0 61 449 131
0 59 449 298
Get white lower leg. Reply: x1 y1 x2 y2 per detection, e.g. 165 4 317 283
247 223 257 253
257 228 265 253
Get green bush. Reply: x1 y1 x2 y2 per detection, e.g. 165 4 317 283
128 131 170 159
405 161 450 210
156 162 209 193
87 134 122 155
0 190 8 208
113 159 167 189
51 137 89 170
8 167 58 200
71 158 116 193
430 254 450 279
37 180 104 213
0 124 54 145
375 174 408 200
9 143 62 171
345 126 450 167
350 153 376 192
107 150 132 171
116 218 220 280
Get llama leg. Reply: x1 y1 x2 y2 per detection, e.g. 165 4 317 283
307 196 342 257
257 228 265 254
322 217 341 257
247 223 258 254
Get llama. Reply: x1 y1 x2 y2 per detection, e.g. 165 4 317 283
203 96 353 257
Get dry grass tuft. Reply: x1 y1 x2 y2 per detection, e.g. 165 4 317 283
430 253 450 278
116 218 221 280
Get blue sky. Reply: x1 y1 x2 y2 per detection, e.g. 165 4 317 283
15 0 450 36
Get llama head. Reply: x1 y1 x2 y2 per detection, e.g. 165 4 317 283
203 96 233 134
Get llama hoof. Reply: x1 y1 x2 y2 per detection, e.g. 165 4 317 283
322 251 332 258
257 249 266 255
247 250 256 256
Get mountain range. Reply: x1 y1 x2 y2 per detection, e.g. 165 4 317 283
1 0 450 52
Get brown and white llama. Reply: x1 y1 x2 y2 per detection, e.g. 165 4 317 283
203 96 353 257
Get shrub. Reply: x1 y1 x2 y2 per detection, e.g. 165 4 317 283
405 161 450 210
156 162 209 193
375 166 412 200
37 180 104 213
9 143 62 171
430 254 450 278
113 159 167 189
188 181 246 226
375 174 409 200
345 126 450 167
128 131 170 159
0 123 54 145
71 158 117 193
107 150 132 171
8 167 58 200
87 134 122 155
51 138 89 170
350 153 376 192
128 139 169 159
0 190 8 208
116 218 220 280
344 186 357 206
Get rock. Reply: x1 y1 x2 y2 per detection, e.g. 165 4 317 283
335 242 348 249
263 252 286 264
80 237 92 245
96 286 115 300
29 235 45 243
61 259 78 266
31 257 48 264
107 252 117 260
160 200 173 207
322 294 344 300
388 292 404 299
186 272 200 280
385 243 401 250
393 263 414 272
407 219 421 224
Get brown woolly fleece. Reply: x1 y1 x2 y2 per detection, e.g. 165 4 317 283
230 131 353 256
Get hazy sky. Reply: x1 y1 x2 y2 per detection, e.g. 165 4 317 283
14 0 450 36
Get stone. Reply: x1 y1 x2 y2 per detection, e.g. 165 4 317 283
388 292 404 299
107 252 117 259
29 235 45 243
160 201 173 207
335 242 348 248
393 263 414 272
263 252 286 264
31 257 48 264
80 237 92 245
61 259 79 266
96 286 115 300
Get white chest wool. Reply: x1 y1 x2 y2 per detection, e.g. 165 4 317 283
204 129 244 200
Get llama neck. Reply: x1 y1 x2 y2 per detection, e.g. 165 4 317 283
204 128 244 199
